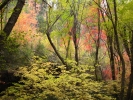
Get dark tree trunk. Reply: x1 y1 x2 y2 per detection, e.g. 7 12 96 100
100 5 116 80
113 0 125 99
46 32 67 66
0 0 10 10
72 14 79 66
94 2 101 81
0 0 25 63
45 11 67 67
3 0 25 38
108 36 116 80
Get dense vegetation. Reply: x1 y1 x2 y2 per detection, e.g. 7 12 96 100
0 0 133 100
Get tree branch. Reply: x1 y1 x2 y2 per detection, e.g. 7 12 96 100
0 0 10 10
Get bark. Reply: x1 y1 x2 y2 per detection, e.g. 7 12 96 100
0 0 10 10
0 0 25 69
46 32 67 66
69 1 79 66
126 30 133 100
72 14 79 66
113 0 125 99
45 10 67 67
3 0 25 38
0 0 25 45
108 36 116 80
100 2 116 80
94 2 101 81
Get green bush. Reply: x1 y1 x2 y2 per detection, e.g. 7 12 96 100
0 37 20 69
0 57 119 100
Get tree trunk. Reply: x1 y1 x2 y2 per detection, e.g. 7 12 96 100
108 36 116 80
126 30 133 100
0 0 25 69
0 0 10 10
3 0 25 38
46 32 67 66
100 5 116 80
0 0 25 44
45 10 67 67
72 14 79 66
94 0 101 81
113 0 125 99
66 36 71 59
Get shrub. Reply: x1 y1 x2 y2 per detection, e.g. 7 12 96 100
0 57 119 100
0 37 20 69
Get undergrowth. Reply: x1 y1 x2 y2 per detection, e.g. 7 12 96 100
0 56 120 100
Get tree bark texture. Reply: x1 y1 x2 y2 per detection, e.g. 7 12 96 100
3 0 25 38
113 0 125 99
45 10 67 67
72 14 79 66
108 36 116 80
94 3 101 81
100 6 116 80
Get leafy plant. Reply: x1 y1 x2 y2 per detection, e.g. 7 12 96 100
0 57 119 100
0 36 20 69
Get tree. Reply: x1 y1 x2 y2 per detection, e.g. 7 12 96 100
101 0 125 99
42 0 90 67
93 0 101 81
66 0 89 65
69 8 79 66
0 0 25 68
118 1 133 99
0 0 10 10
45 4 67 66
100 0 116 80
0 0 25 41
3 0 25 38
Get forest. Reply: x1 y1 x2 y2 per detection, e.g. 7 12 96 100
0 0 133 100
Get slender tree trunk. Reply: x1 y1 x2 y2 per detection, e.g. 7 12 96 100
126 30 133 100
4 3 9 27
108 36 116 80
66 36 71 59
113 0 125 99
113 14 125 100
94 0 101 81
45 10 67 67
72 14 79 66
100 6 116 80
0 0 10 10
46 32 67 66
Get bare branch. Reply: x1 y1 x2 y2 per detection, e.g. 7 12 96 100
42 0 52 8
